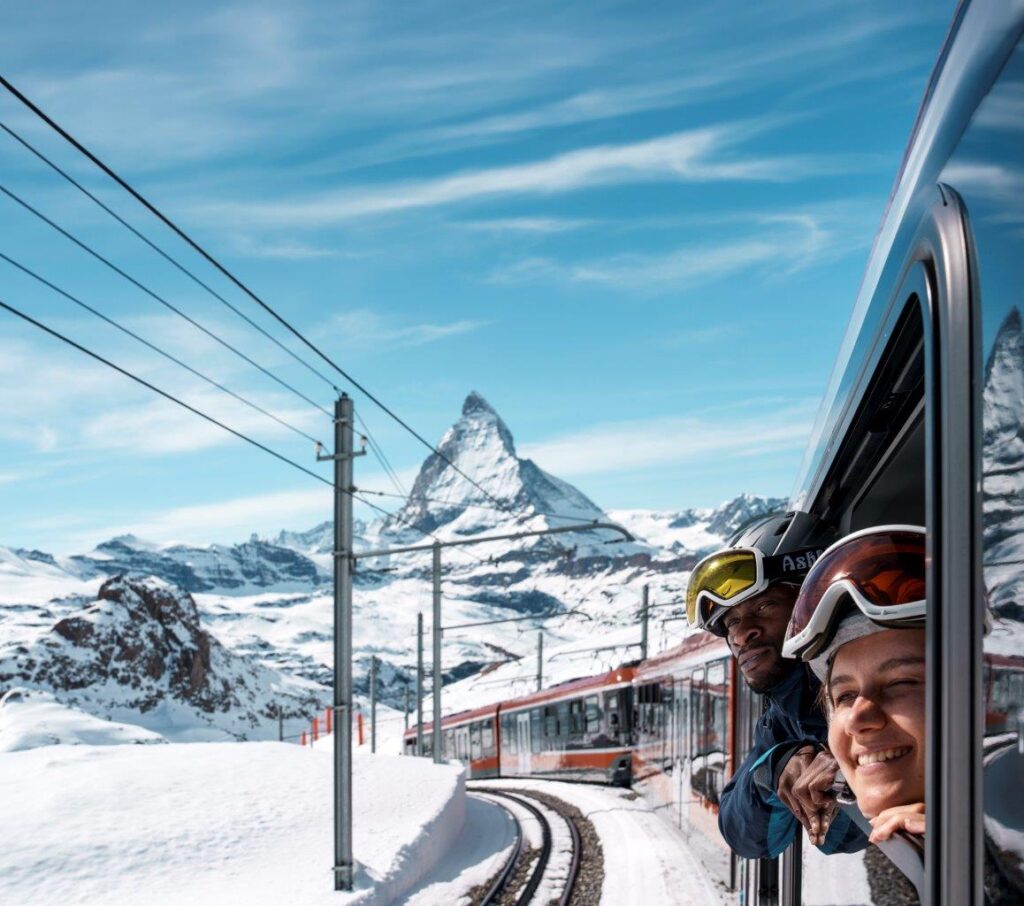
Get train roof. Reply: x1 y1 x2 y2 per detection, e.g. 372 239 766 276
498 664 637 714
791 0 1024 513
634 631 729 680
403 700 498 737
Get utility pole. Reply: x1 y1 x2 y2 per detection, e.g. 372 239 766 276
278 707 284 743
536 631 544 691
318 392 364 893
370 655 377 754
432 542 442 764
641 584 650 661
416 612 424 756
404 683 410 732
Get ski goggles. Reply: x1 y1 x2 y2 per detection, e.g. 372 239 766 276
782 525 926 661
686 545 825 635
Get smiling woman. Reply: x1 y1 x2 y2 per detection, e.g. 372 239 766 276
826 629 926 833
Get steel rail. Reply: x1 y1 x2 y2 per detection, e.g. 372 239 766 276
471 788 553 905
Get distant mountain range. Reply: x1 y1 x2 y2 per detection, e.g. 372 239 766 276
0 391 786 744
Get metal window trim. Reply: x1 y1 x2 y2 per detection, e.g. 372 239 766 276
916 184 983 906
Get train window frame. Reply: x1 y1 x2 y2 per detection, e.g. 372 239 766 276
796 186 977 905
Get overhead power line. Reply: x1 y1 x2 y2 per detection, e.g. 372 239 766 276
0 74 523 521
0 297 332 486
0 119 342 396
0 182 332 419
0 251 325 447
354 486 602 526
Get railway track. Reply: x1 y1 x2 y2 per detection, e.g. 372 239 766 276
468 785 586 906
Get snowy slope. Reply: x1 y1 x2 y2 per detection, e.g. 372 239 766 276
0 742 466 906
0 687 165 752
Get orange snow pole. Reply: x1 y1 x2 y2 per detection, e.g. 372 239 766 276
301 730 307 747
357 711 364 746
326 705 332 734
312 716 319 743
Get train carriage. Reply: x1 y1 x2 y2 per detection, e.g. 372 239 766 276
404 703 500 779
497 666 636 785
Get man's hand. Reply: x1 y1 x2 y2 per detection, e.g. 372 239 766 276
868 803 925 843
776 746 840 846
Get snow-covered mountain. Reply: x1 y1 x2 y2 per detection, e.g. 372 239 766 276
982 307 1024 626
0 576 323 742
386 392 608 540
0 391 787 739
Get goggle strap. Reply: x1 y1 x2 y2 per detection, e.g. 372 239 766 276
764 546 828 582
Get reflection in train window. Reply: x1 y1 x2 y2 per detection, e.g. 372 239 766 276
585 695 601 734
946 37 1024 898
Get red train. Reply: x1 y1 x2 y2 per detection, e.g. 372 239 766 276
403 665 636 787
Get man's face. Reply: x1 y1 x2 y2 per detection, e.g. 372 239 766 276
719 585 799 693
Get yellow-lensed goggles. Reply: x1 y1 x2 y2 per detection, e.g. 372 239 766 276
685 548 766 629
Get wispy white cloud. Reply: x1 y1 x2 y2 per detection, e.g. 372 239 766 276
458 217 598 234
79 388 326 455
78 486 331 548
319 309 486 350
521 402 817 478
227 235 343 260
196 122 824 227
488 206 869 290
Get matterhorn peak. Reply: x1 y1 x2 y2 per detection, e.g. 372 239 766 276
462 390 497 417
382 392 605 536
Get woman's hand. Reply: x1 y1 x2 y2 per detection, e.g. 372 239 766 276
868 802 925 843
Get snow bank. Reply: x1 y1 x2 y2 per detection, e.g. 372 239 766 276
0 687 165 752
0 742 465 905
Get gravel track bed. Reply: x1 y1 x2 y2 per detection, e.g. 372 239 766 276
499 788 604 906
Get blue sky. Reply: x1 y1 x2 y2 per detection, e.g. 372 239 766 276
0 0 954 552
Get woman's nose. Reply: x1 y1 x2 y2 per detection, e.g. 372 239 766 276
847 693 886 734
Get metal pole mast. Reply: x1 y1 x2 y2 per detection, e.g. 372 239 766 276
416 612 424 756
641 584 649 661
324 392 362 892
537 631 543 691
404 683 410 731
370 655 377 754
432 542 443 764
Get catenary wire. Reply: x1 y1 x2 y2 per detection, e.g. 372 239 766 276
0 294 470 547
0 74 526 522
0 296 333 486
0 119 343 396
0 251 325 447
354 487 601 525
0 183 332 419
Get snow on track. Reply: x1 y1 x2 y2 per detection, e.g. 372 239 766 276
403 794 517 905
490 779 728 906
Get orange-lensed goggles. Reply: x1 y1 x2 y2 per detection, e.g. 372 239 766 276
782 525 926 661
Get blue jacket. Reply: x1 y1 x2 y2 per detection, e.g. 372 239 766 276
718 666 867 859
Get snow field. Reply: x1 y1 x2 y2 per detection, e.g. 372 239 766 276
0 742 466 905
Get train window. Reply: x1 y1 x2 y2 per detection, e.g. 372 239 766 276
530 709 542 753
470 723 482 760
543 705 557 737
444 729 454 759
604 691 621 739
556 701 570 740
502 715 517 755
481 721 494 755
568 699 585 735
948 41 1024 900
585 695 601 733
